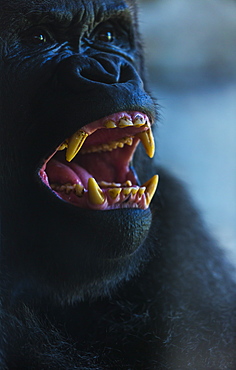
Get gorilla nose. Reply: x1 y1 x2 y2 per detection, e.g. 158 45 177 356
79 55 121 84
57 56 123 92
56 55 140 92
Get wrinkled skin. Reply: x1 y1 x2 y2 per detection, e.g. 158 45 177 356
0 0 236 369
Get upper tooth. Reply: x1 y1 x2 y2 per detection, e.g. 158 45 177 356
81 136 133 154
58 141 68 151
99 181 122 188
136 128 155 158
124 180 132 187
118 118 133 127
66 130 88 162
87 177 105 205
133 117 145 127
142 175 159 206
104 120 117 129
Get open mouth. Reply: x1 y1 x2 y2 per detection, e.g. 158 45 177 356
39 111 158 210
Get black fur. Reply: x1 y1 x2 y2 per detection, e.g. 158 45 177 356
0 0 235 369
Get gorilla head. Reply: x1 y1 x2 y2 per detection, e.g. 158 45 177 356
0 0 158 302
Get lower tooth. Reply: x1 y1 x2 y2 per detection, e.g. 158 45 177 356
51 183 75 194
65 184 74 194
75 184 84 197
122 188 132 197
51 184 58 191
138 187 146 196
108 188 122 199
131 187 139 195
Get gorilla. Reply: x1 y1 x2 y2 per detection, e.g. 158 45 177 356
0 0 235 368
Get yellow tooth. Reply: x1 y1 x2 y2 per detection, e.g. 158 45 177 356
99 181 123 188
138 187 146 196
102 144 110 152
122 188 132 197
75 184 84 197
66 130 88 162
108 188 122 199
131 187 139 195
133 117 145 127
58 142 68 151
104 120 117 129
126 137 133 146
142 175 159 206
118 118 133 128
136 128 155 158
65 183 74 194
88 178 105 205
111 182 122 188
123 180 132 187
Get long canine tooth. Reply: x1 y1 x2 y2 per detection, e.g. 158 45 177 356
66 130 88 162
142 175 159 206
108 188 122 199
88 178 105 205
136 128 155 158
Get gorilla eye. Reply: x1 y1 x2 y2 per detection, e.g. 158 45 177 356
21 28 51 45
96 28 114 43
32 31 47 44
92 22 117 44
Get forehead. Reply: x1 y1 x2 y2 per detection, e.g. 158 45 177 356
0 0 134 15
0 0 136 30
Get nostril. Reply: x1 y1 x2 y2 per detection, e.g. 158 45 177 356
57 55 121 86
56 55 143 94
79 63 119 84
119 64 133 83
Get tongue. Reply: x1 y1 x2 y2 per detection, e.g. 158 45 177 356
46 159 92 188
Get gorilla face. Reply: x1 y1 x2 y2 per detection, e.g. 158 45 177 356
0 0 157 300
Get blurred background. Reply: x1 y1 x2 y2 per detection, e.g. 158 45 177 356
138 0 236 262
